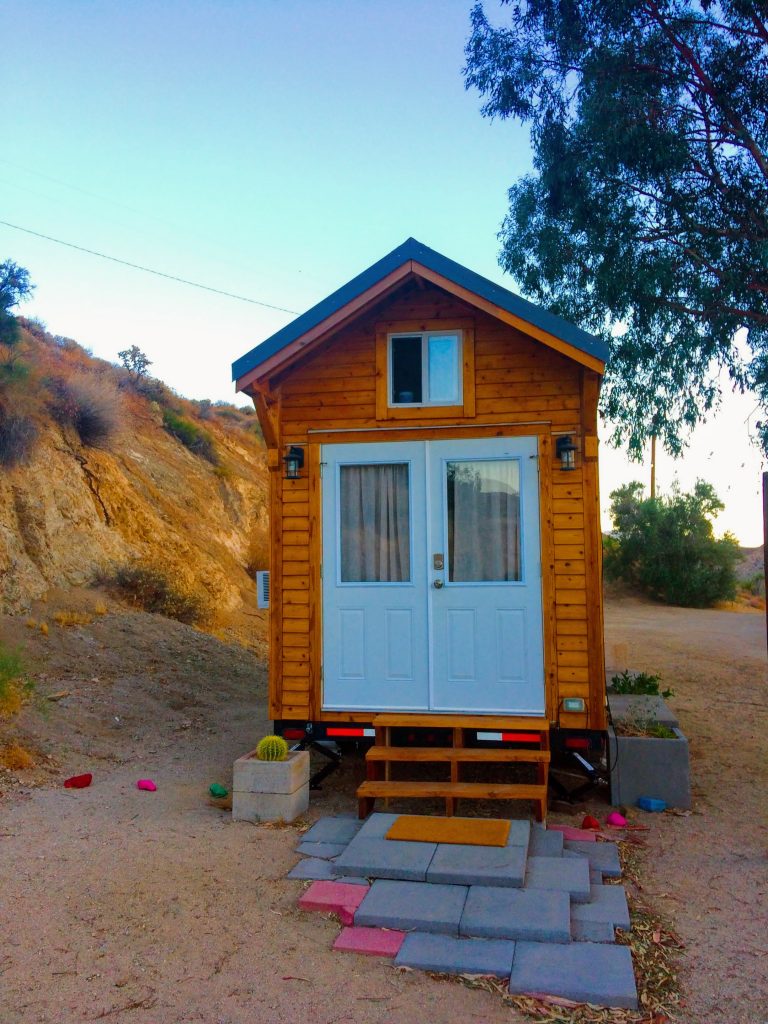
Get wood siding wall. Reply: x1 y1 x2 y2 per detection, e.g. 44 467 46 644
258 280 606 730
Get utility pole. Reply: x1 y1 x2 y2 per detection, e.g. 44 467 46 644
650 435 657 499
763 472 768 654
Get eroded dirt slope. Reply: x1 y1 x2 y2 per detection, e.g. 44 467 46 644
0 325 269 621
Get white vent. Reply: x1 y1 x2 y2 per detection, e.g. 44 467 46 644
256 570 270 609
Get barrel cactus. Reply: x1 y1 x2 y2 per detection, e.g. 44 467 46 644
256 734 289 762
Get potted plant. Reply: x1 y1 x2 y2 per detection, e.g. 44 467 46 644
232 735 310 823
607 672 691 810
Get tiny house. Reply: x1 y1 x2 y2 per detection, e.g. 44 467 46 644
233 239 609 818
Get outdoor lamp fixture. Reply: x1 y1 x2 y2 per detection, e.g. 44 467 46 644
283 445 305 480
556 435 577 471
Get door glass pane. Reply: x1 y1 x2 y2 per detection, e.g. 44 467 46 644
340 464 411 582
446 459 521 581
428 334 460 403
391 336 422 403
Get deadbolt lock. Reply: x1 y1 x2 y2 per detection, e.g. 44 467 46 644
433 553 444 570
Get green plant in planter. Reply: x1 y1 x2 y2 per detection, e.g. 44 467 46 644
614 712 677 739
610 669 673 700
256 735 289 761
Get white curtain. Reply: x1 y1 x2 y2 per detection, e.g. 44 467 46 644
449 460 520 581
340 464 410 582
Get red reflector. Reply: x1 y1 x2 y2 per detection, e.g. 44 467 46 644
501 732 541 743
282 729 305 740
564 737 590 750
327 727 365 737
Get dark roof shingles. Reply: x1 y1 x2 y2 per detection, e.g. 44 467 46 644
232 238 608 382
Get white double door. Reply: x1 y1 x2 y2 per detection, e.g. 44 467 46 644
321 436 544 715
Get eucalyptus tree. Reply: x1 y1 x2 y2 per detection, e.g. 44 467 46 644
464 1 768 453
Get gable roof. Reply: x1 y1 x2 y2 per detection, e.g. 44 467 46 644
232 237 609 387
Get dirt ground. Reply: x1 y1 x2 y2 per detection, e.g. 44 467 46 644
0 593 766 1024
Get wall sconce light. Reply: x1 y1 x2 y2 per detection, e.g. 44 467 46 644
556 435 577 471
283 445 305 480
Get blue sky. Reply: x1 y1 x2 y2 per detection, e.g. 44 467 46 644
1 1 763 543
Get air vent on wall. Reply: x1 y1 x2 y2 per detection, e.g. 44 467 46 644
256 570 270 610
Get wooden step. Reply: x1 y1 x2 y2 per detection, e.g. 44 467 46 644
358 780 547 801
371 714 549 730
357 779 547 822
365 745 551 764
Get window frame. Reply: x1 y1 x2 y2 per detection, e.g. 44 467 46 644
388 330 463 408
336 458 414 586
375 317 475 422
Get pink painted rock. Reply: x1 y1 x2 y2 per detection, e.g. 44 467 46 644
299 880 368 925
547 824 597 842
136 779 157 792
333 926 405 957
606 811 628 826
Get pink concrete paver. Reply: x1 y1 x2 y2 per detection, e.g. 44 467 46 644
333 926 406 957
547 825 597 842
298 880 369 925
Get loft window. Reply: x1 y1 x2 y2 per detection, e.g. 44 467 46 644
389 331 462 406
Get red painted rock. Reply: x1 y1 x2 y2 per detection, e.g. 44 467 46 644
333 926 405 957
581 814 601 830
64 773 92 789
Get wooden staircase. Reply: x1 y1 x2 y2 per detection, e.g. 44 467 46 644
357 714 550 821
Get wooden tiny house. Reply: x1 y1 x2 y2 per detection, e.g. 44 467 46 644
234 239 609 818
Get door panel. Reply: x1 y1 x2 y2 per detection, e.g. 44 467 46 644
322 442 428 710
428 437 544 714
321 436 544 715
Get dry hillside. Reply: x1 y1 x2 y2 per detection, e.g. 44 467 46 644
0 320 269 635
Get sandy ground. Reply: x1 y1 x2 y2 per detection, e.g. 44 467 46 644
0 594 766 1023
604 598 768 1024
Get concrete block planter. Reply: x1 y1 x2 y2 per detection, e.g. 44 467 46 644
232 749 309 823
608 726 690 810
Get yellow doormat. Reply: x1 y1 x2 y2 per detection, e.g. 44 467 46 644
386 815 511 847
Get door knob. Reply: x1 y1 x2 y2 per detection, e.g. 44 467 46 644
433 579 444 589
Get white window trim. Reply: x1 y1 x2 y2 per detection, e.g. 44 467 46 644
388 330 463 408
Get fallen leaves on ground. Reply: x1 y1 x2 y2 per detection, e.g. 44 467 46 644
413 838 683 1024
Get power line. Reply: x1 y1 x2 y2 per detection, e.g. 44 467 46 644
0 218 299 315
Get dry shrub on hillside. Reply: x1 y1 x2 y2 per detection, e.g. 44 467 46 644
47 372 122 447
52 610 94 627
0 742 35 770
105 563 210 624
0 407 38 467
245 529 270 575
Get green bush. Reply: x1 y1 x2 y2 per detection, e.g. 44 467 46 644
162 408 218 464
604 480 740 608
0 643 31 716
740 572 765 597
609 670 673 700
106 563 207 624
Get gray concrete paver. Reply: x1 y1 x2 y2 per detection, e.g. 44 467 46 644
355 879 468 935
524 855 591 902
426 843 526 887
334 835 437 882
396 932 516 976
509 941 638 1008
570 884 631 929
461 885 571 943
